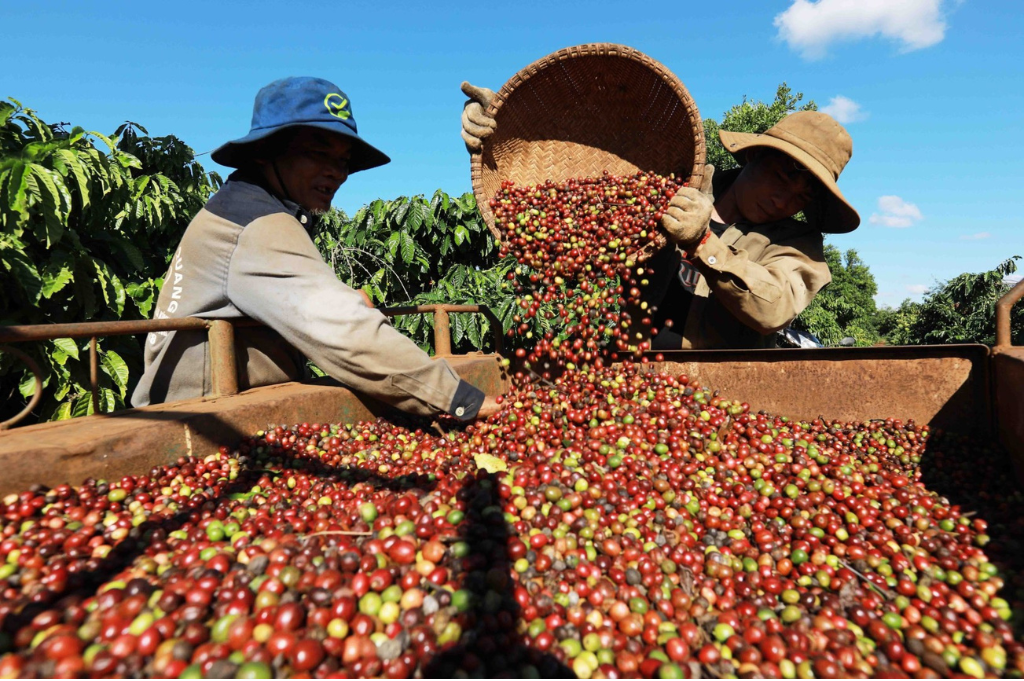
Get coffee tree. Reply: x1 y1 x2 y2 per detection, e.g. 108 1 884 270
703 83 817 174
793 246 880 346
312 192 538 356
878 256 1023 346
0 99 219 423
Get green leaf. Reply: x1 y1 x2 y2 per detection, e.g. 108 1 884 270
54 380 71 401
127 280 157 317
71 394 92 418
92 259 126 316
370 200 385 225
454 225 470 247
1 249 43 303
0 100 15 124
52 401 73 421
110 274 127 315
91 131 118 154
385 232 401 259
452 312 466 345
497 299 515 327
18 370 38 399
101 387 119 413
3 162 30 229
400 232 416 265
467 314 482 349
52 338 80 361
451 267 467 289
117 151 143 171
101 350 129 396
27 165 68 247
107 236 146 272
394 201 410 227
41 261 74 299
55 149 91 208
407 201 426 233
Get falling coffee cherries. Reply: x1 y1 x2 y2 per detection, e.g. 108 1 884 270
492 171 684 377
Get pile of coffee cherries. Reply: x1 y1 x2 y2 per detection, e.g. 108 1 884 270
490 171 685 375
0 363 1021 678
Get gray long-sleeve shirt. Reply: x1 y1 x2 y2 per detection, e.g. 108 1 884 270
131 174 484 419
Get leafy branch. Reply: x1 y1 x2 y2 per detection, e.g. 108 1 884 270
0 99 219 424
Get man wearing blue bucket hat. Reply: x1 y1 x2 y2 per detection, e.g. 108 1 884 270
132 77 497 421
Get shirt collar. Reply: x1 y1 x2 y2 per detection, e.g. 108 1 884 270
228 170 313 228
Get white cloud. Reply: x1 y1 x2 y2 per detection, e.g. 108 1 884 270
774 0 949 60
1006 275 1023 286
907 284 930 295
820 96 867 124
869 196 923 228
959 232 991 240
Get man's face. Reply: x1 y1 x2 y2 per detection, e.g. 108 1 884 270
269 128 352 213
732 150 817 225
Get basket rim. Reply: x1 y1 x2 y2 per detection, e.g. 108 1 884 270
469 42 707 242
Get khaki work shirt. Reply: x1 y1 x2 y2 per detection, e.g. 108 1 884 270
649 171 832 349
131 174 483 418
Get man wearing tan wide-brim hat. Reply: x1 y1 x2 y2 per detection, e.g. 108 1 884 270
715 112 859 234
641 110 861 348
462 82 859 348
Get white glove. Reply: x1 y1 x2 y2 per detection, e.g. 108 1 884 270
661 164 715 249
460 81 496 153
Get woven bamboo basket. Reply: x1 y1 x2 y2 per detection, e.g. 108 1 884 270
470 43 705 259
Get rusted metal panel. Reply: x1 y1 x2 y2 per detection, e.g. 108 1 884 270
643 344 991 434
993 347 1024 480
0 355 508 496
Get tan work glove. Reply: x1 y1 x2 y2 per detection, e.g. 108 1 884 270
461 82 496 153
661 164 715 251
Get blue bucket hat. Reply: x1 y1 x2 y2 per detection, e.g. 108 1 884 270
211 77 390 173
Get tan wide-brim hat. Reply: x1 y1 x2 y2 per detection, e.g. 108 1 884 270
718 111 860 233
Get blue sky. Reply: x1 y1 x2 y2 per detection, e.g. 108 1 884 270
3 0 1021 307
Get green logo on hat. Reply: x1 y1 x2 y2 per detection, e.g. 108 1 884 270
324 93 351 120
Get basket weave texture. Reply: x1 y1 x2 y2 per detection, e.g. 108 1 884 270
471 43 706 250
